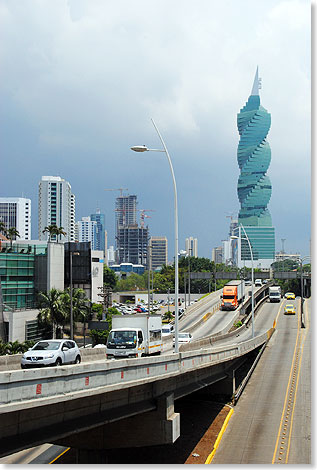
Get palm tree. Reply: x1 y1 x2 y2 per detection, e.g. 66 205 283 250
7 227 20 248
56 226 67 243
42 225 59 242
37 288 67 338
0 221 7 237
61 288 91 343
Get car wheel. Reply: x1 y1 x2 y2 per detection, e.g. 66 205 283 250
21 364 26 369
75 355 81 364
55 358 62 366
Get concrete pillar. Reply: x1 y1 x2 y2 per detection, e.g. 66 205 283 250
55 392 180 450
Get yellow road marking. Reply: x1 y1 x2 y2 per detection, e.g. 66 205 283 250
49 447 70 464
285 300 309 462
205 408 234 464
272 298 302 463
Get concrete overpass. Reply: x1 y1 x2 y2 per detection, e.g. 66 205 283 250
0 283 275 458
0 323 274 458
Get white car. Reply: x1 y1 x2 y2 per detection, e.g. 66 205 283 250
173 332 192 347
21 339 81 369
162 324 174 336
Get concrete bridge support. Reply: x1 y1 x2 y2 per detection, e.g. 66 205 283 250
55 392 180 451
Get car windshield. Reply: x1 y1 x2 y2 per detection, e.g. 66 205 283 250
179 333 190 339
32 341 61 351
162 328 171 333
286 305 294 309
107 330 137 347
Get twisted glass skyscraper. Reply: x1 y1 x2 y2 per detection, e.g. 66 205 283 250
234 68 275 268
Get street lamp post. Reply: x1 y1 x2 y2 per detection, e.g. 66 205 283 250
188 247 191 306
131 119 179 352
299 256 310 327
231 224 254 338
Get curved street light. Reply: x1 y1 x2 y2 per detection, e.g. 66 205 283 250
231 224 254 338
131 119 179 353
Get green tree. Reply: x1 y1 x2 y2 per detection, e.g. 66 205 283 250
61 287 91 323
42 224 59 242
7 227 20 248
0 222 7 237
37 288 67 338
56 226 67 243
103 266 117 289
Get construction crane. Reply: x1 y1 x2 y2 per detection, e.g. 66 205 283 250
139 209 155 228
104 188 128 197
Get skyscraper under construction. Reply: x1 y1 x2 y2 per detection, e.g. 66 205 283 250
115 195 149 266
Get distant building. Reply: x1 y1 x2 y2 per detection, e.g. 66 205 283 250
117 225 148 266
150 236 168 270
110 263 145 278
0 197 31 240
115 195 137 232
212 246 223 264
185 237 198 257
76 217 97 248
91 209 106 254
234 68 275 268
275 252 301 263
107 245 116 266
38 176 75 242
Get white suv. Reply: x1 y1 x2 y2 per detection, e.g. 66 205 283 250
21 339 81 369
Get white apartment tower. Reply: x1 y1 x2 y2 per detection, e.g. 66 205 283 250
0 197 31 240
75 217 97 248
38 176 75 242
185 237 198 257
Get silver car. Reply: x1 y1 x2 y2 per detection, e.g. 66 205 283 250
21 339 81 369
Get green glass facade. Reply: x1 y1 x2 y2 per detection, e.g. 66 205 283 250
236 69 275 263
0 243 47 310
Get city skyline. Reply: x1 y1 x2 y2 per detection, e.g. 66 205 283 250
0 0 311 259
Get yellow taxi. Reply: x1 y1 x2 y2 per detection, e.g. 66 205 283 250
285 292 295 300
284 304 296 315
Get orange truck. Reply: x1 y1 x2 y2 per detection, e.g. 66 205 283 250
221 280 245 310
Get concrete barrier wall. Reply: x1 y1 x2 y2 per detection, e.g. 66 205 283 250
0 347 107 372
0 329 271 410
180 294 270 352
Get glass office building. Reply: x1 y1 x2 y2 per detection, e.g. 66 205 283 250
235 68 275 268
91 210 105 252
0 243 47 310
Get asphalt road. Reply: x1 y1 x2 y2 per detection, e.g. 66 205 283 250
211 297 311 464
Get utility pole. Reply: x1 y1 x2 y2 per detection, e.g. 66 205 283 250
97 286 112 321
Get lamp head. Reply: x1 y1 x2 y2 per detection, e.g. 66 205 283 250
131 145 149 152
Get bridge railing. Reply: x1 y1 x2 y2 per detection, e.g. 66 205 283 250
0 327 274 410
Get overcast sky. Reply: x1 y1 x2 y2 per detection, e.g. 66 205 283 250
0 0 311 259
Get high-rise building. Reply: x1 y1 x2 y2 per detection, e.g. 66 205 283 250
107 245 116 266
185 237 198 257
150 236 168 270
115 194 149 266
0 197 31 240
117 226 149 266
212 246 223 264
38 176 75 242
233 68 275 268
76 217 97 248
115 195 137 232
91 209 106 253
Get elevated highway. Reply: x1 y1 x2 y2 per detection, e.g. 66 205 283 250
0 284 275 457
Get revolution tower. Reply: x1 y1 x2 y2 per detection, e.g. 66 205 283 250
233 68 275 268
